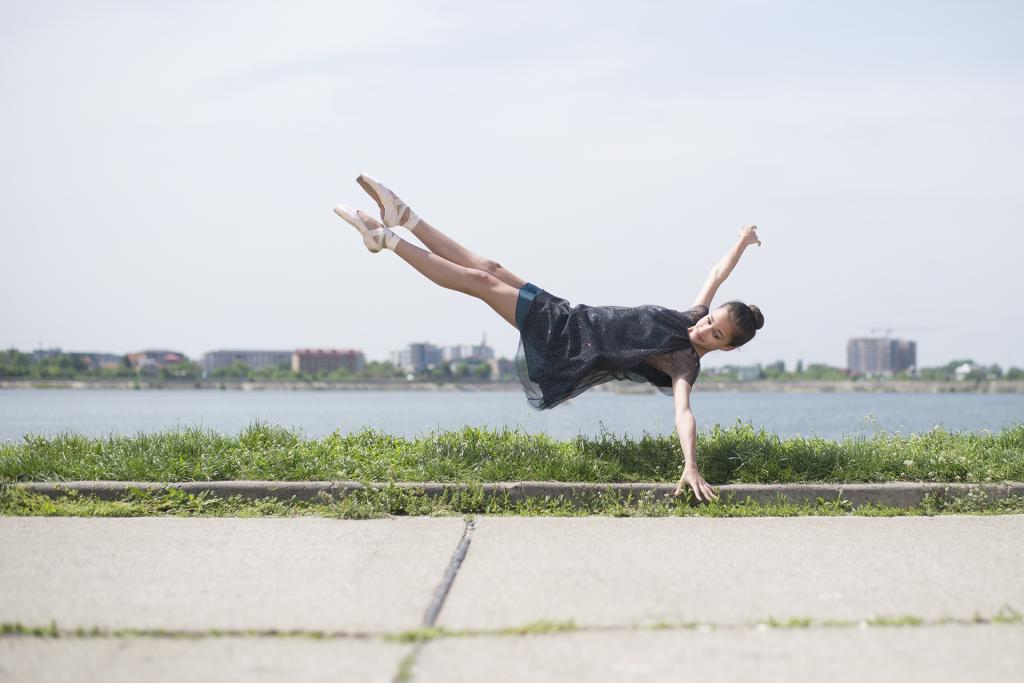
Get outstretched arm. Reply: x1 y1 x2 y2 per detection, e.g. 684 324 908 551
691 225 762 309
670 374 718 502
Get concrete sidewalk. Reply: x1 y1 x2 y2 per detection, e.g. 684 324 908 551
2 516 1023 682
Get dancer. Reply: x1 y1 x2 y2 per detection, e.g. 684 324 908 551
334 175 764 503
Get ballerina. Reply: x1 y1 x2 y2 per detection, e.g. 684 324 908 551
334 174 764 503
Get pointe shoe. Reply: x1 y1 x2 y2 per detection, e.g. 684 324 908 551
356 173 422 232
333 204 398 253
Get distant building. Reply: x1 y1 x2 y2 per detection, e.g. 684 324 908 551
70 352 124 370
847 338 917 376
291 349 365 375
954 362 976 381
706 364 763 381
443 333 495 363
892 340 916 374
31 347 63 361
390 342 444 373
201 350 292 375
735 364 763 381
487 357 516 380
126 349 186 373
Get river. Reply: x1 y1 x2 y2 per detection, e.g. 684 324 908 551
1 388 1021 442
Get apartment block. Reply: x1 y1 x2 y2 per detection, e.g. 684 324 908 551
847 338 917 376
201 350 293 375
291 349 365 374
390 342 445 373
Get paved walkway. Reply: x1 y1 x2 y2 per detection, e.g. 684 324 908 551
2 516 1023 681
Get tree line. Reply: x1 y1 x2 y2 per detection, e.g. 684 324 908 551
0 350 498 382
1 349 1020 382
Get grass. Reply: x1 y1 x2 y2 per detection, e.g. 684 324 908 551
2 606 1021 641
1 421 1023 485
3 484 1024 518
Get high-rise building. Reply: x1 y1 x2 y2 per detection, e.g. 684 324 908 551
847 338 917 376
390 342 444 373
891 339 916 374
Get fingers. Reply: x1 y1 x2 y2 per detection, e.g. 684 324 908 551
739 225 761 247
695 482 710 503
701 476 718 501
694 477 717 503
674 475 718 503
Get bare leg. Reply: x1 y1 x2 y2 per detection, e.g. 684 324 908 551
408 219 529 290
392 238 521 329
357 174 530 289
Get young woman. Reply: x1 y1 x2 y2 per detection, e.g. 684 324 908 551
334 174 764 503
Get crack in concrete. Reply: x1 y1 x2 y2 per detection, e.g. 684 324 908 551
423 519 475 627
392 517 477 683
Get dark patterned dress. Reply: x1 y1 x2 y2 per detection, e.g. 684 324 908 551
514 287 707 410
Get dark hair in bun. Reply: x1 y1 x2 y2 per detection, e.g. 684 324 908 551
721 301 764 347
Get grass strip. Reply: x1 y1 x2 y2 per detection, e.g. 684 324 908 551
3 606 1021 641
2 422 1023 484
3 485 1024 518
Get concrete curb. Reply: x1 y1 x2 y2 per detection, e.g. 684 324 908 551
10 480 1024 509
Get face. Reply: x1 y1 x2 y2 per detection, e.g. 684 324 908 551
688 306 736 353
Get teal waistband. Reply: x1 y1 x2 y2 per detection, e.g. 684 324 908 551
515 282 541 330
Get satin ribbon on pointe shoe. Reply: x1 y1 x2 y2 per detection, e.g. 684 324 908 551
356 173 422 232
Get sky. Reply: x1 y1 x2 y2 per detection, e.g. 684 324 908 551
2 0 1022 370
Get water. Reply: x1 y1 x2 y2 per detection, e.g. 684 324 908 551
1 389 1021 442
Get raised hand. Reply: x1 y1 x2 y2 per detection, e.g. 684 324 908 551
738 224 761 248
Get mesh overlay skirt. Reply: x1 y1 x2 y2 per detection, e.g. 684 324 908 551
514 287 707 411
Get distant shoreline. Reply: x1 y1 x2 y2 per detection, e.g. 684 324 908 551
2 379 1022 393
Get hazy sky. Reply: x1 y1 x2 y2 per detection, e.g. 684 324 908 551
3 1 1022 370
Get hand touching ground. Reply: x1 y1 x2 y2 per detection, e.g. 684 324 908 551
673 465 719 503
